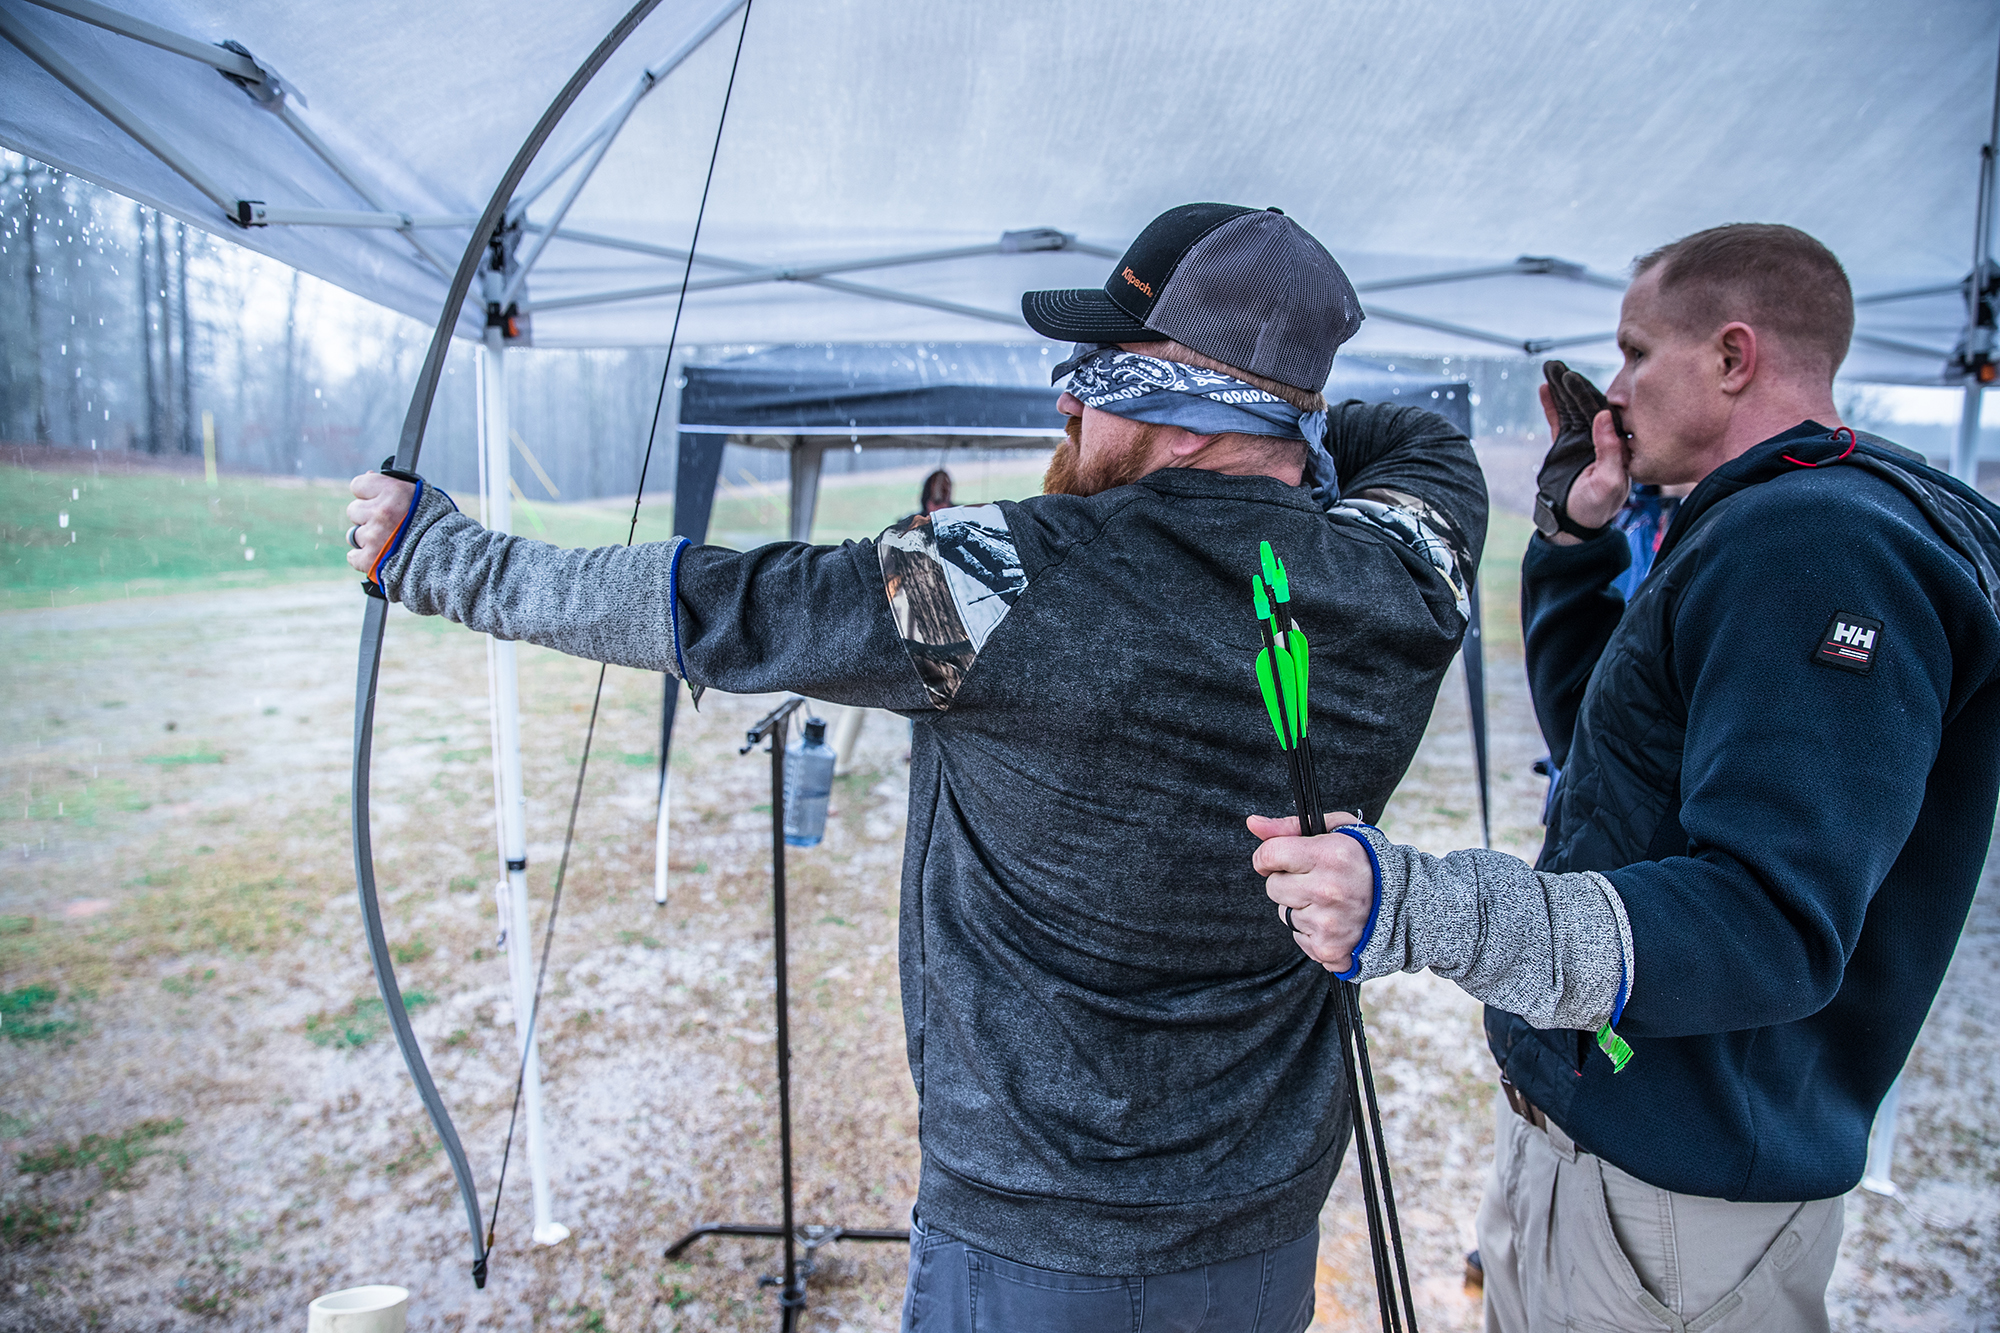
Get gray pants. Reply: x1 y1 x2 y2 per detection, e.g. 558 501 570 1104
899 1212 1317 1333
1478 1089 1844 1332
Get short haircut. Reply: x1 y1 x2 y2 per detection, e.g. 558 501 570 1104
1633 224 1854 377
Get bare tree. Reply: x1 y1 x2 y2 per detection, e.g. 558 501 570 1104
136 204 159 452
23 165 48 442
175 220 194 453
280 267 303 470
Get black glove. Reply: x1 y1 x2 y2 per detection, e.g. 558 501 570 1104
1534 361 1616 539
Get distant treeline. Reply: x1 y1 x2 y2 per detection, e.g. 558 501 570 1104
33 154 1956 505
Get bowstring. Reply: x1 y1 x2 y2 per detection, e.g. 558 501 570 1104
487 0 756 1255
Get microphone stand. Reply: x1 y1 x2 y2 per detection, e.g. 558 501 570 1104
664 696 908 1330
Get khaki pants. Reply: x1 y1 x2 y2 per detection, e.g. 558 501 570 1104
1477 1089 1843 1332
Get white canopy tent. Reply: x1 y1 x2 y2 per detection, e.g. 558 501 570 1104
3 0 1998 384
5 0 1999 1278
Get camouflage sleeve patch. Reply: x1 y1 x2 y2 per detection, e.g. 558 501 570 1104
1335 490 1472 620
876 503 1027 709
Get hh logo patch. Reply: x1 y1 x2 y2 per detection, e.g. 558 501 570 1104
1814 612 1882 675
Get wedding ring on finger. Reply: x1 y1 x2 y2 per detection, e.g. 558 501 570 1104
347 525 362 550
1285 905 1303 935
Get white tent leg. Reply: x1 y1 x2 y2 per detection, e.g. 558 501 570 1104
1953 385 1985 485
652 768 672 905
789 437 826 544
1859 1072 1903 1196
829 706 866 774
478 332 568 1248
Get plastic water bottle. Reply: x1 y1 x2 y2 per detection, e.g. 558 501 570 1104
783 716 835 847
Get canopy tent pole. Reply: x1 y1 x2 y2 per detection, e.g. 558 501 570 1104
655 426 728 905
1464 577 1491 850
476 329 568 1248
1956 388 1988 483
788 436 825 544
1953 29 2000 483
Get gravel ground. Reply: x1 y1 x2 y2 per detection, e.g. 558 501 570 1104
2 517 1994 1331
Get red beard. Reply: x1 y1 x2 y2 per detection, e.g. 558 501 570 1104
1042 415 1155 497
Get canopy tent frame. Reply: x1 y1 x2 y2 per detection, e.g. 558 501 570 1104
1950 36 2000 481
14 0 1993 371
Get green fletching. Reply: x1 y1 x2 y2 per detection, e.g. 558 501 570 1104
1272 553 1291 605
1255 648 1292 749
1259 540 1280 594
1272 640 1301 745
1252 575 1271 623
1597 1023 1633 1073
1287 628 1309 734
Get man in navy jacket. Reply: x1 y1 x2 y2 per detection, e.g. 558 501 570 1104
1255 223 2000 1332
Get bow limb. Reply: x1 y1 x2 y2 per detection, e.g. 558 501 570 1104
348 0 689 1286
352 592 490 1285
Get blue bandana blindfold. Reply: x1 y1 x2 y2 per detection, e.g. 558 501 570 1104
1054 343 1339 509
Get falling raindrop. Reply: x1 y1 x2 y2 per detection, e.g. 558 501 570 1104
58 512 68 528
245 549 256 561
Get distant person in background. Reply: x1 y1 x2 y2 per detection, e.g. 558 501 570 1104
920 467 953 516
1608 481 1691 599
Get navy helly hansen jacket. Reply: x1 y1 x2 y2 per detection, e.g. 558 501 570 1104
1500 422 2000 1201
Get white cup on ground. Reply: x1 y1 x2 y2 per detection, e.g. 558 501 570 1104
307 1285 408 1333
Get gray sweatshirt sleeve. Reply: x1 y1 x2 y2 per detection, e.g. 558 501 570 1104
1342 825 1636 1032
375 482 934 711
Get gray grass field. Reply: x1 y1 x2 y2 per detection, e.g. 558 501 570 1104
1 456 1993 1331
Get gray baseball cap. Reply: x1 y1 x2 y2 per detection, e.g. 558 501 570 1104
1021 203 1364 392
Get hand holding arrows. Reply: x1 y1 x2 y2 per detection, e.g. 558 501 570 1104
1247 811 1371 973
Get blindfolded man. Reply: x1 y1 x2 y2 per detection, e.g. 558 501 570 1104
346 203 1486 1333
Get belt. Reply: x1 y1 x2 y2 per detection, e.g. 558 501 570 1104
1501 1079 1549 1132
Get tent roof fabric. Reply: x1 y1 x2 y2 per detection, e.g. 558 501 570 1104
679 343 1473 439
3 0 1996 384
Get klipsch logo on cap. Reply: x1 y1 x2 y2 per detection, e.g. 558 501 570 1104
1813 611 1882 675
1121 267 1155 298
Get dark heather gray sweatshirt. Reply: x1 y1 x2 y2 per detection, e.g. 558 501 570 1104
381 400 1487 1275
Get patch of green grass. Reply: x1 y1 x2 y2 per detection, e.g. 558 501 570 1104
304 992 434 1050
616 930 663 949
143 746 225 768
102 866 310 962
18 1117 184 1188
1475 509 1533 654
0 464 364 611
0 916 33 935
1 983 82 1042
160 967 216 997
618 751 658 767
383 1131 440 1178
1 1197 86 1247
440 748 487 763
3 777 151 827
392 935 432 965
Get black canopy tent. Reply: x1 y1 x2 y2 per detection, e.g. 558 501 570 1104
665 342 1478 544
656 343 1491 891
